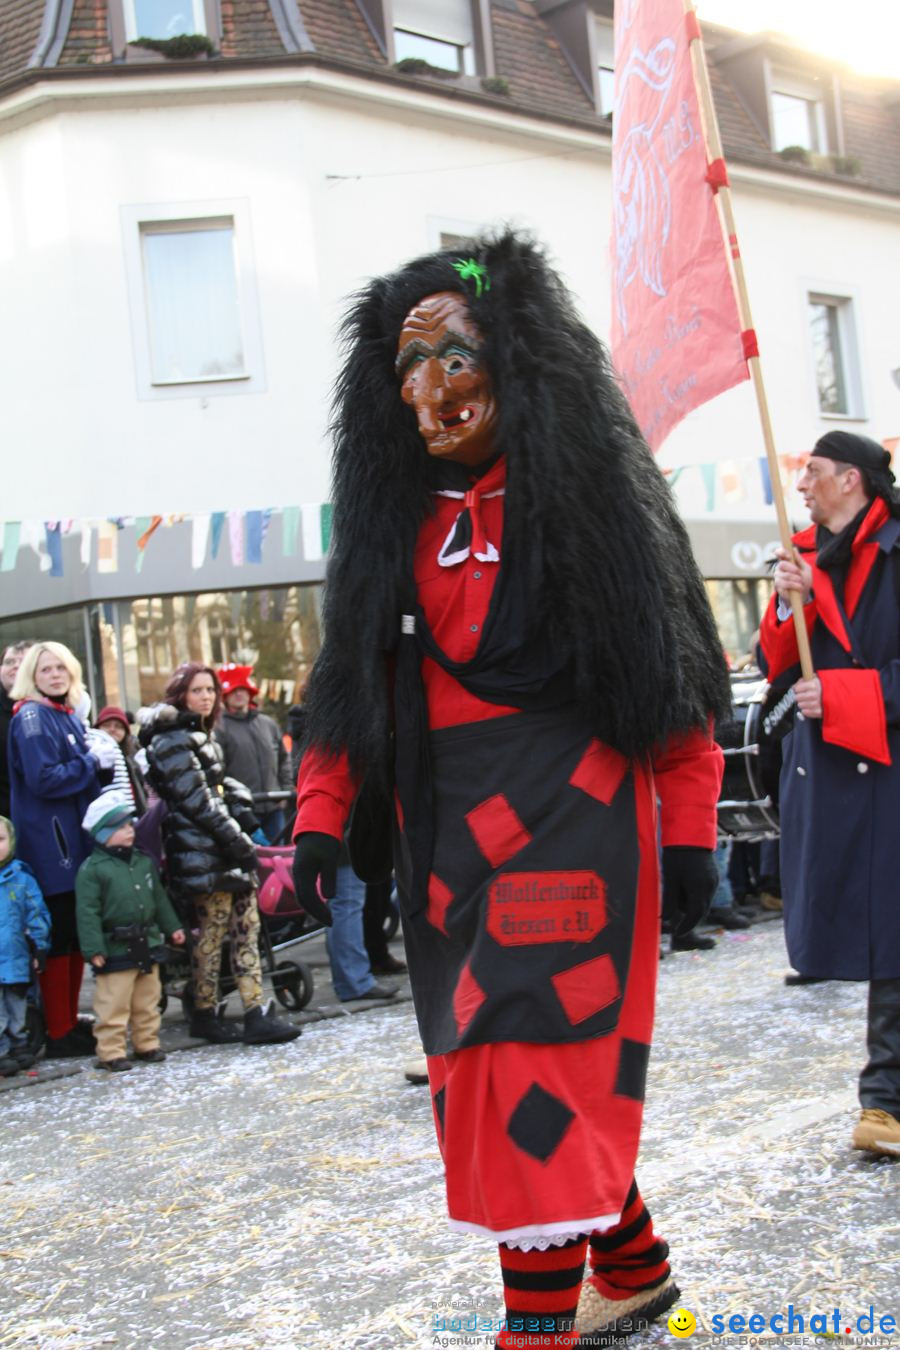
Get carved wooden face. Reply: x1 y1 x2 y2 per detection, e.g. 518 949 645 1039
396 292 498 466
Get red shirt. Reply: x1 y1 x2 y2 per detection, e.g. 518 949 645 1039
296 456 722 846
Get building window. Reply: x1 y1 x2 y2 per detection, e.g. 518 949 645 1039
595 19 615 117
393 0 476 74
771 72 827 152
123 0 206 41
141 218 244 385
122 199 265 401
808 293 861 417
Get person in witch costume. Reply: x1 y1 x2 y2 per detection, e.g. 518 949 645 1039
761 431 900 1159
293 232 728 1348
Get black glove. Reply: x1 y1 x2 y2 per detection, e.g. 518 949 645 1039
291 833 339 927
661 846 718 939
33 949 48 976
227 832 257 867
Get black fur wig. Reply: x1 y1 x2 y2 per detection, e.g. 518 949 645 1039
304 229 730 777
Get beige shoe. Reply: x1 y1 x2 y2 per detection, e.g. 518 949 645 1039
403 1056 429 1085
759 891 783 912
576 1276 679 1341
852 1108 900 1158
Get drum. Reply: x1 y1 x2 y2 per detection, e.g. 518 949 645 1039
716 674 781 840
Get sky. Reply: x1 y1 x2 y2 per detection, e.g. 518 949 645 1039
695 0 900 79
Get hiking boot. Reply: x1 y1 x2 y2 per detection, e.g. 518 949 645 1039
242 1000 302 1045
188 1008 243 1044
0 1055 19 1077
11 1044 35 1070
133 1048 167 1063
340 981 397 1002
852 1108 900 1158
759 891 783 912
577 1275 680 1343
96 1058 133 1073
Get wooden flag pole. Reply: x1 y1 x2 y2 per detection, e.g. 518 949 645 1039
683 0 814 679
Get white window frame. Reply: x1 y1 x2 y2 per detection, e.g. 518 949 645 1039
770 70 828 153
391 0 479 75
121 198 266 403
804 283 866 422
123 0 206 42
594 17 615 117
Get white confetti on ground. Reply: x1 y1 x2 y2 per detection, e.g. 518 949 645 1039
0 922 896 1349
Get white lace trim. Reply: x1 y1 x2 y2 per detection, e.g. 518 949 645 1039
504 1230 589 1252
447 1210 621 1248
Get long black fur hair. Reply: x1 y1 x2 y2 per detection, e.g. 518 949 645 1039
305 229 730 776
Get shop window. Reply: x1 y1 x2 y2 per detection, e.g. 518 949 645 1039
595 18 615 117
394 0 476 74
705 578 771 668
771 71 828 152
808 292 862 417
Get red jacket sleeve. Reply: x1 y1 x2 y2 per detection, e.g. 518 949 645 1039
652 725 724 849
293 746 359 841
759 593 816 683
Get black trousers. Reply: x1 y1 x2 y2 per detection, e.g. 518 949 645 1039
859 978 900 1115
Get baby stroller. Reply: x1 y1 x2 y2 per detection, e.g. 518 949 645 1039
158 844 318 1019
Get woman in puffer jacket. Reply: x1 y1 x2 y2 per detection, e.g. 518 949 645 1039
141 662 300 1046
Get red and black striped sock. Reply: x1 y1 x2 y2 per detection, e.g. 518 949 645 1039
586 1180 670 1300
496 1236 586 1346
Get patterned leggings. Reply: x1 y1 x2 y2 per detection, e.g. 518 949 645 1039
191 890 263 1012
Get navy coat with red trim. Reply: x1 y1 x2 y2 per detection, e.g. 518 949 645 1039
759 500 900 979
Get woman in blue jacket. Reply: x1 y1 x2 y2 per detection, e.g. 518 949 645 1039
8 642 109 1055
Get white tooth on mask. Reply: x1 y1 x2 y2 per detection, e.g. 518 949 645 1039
459 409 471 422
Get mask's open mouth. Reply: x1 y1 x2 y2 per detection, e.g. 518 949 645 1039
439 406 475 430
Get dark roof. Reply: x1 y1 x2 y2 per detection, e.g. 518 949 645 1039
0 0 46 82
2 1 897 196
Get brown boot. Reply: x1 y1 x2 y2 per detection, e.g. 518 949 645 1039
852 1108 900 1158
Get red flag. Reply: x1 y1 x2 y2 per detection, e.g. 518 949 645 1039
610 0 748 451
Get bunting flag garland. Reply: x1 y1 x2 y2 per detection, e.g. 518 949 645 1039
0 452 848 586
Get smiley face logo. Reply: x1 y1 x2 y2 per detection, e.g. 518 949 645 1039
668 1308 697 1338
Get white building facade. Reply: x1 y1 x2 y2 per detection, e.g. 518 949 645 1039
1 0 898 711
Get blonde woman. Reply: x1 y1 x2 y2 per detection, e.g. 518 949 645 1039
8 642 109 1056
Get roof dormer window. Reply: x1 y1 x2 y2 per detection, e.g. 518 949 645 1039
595 18 615 117
123 0 207 41
770 70 828 153
393 0 476 75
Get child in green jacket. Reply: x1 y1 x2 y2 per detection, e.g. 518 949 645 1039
76 792 185 1072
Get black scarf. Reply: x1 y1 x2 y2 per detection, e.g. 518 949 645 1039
815 503 870 574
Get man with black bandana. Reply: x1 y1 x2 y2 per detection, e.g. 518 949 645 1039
292 233 728 1348
761 430 900 1158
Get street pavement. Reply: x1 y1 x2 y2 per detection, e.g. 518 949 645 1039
0 915 897 1350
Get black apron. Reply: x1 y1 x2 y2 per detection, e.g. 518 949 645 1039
394 707 640 1055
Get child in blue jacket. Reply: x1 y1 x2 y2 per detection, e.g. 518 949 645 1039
0 815 51 1075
